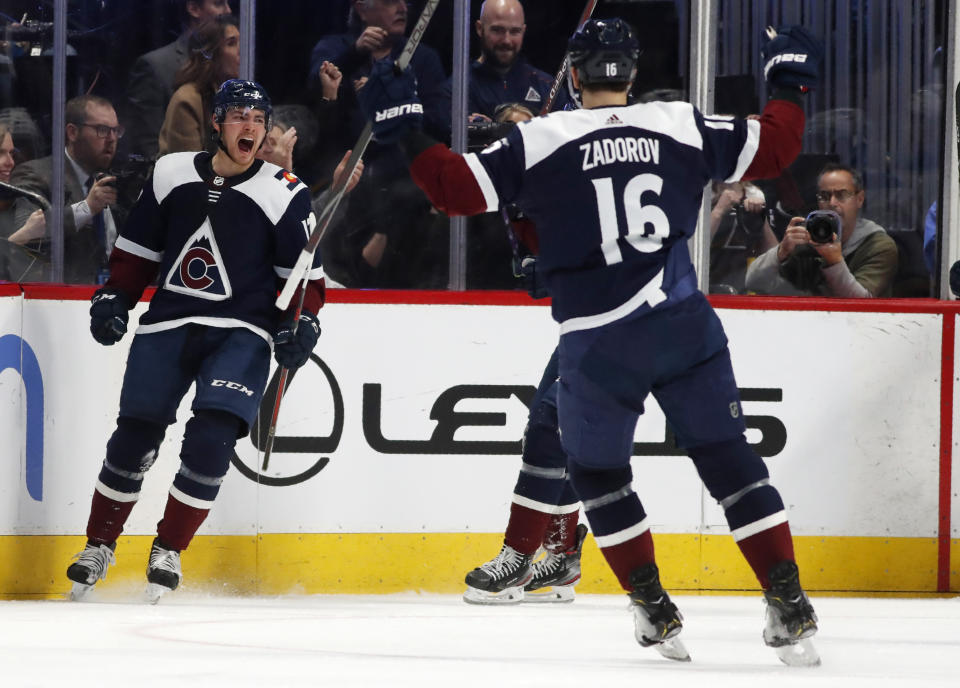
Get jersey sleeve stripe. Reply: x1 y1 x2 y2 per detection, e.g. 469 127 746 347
704 120 735 130
463 152 500 212
114 235 163 262
725 118 761 182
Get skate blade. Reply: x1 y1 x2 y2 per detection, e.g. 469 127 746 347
462 585 524 605
68 582 94 602
522 584 576 603
774 638 820 667
145 582 172 605
653 637 691 662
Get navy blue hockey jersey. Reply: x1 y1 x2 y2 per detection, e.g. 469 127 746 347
114 152 322 342
462 101 760 329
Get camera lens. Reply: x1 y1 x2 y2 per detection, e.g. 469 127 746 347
805 210 840 243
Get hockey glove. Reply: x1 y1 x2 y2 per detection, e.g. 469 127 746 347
519 256 549 299
761 26 824 91
356 59 423 144
89 287 130 346
273 311 321 370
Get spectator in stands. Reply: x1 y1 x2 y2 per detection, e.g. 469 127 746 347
745 163 899 297
126 0 233 161
0 123 46 281
453 0 570 123
709 180 778 294
158 14 240 157
8 95 125 284
308 0 448 288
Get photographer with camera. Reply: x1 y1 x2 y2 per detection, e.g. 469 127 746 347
744 163 898 297
9 95 127 284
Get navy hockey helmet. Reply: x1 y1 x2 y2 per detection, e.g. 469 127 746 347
213 79 272 129
567 18 640 86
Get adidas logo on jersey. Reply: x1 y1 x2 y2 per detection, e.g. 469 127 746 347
605 114 623 126
763 52 808 77
375 102 424 122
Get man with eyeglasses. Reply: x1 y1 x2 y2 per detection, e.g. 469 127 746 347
9 94 127 284
745 162 898 297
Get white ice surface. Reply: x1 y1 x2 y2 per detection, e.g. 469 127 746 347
0 594 957 687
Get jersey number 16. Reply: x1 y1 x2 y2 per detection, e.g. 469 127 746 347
590 173 669 266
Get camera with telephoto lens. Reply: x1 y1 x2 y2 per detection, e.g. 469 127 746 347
805 209 841 244
96 154 154 208
467 120 516 152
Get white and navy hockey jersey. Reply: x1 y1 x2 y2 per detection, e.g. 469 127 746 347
409 97 803 328
106 152 324 342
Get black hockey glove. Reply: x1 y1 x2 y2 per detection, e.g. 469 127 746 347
761 26 824 91
273 311 321 370
356 59 423 144
519 256 549 299
89 287 130 346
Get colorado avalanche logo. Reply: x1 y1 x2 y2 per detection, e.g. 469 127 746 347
164 218 232 300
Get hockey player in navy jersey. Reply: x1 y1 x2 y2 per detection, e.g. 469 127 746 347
66 79 325 603
359 19 823 665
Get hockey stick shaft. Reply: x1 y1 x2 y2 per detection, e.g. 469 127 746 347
263 0 441 469
275 0 440 311
539 0 600 115
0 180 52 211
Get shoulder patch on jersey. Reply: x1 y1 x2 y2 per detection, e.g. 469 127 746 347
525 86 541 103
153 152 204 204
164 218 233 300
274 168 301 190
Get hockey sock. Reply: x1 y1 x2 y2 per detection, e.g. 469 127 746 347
504 503 552 555
736 522 795 588
156 493 209 552
543 510 580 553
569 461 655 591
86 489 137 545
688 437 795 589
505 419 571 554
85 416 167 544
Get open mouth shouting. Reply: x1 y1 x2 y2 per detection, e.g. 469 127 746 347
237 136 256 154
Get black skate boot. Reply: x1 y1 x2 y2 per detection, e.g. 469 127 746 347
66 541 117 601
628 562 690 662
463 544 533 605
145 537 182 604
763 560 820 667
524 523 588 603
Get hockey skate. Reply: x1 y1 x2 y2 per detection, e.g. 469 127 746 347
762 560 820 667
524 523 588 603
628 563 690 662
66 541 117 601
463 544 533 605
145 538 182 604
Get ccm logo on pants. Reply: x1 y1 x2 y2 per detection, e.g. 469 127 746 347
211 379 255 397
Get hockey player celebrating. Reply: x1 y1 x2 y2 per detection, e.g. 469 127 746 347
66 79 325 603
358 19 823 665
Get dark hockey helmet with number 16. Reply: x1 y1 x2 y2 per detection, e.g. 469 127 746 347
213 79 272 129
568 18 640 85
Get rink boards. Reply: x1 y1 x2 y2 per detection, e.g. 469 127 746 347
0 285 956 597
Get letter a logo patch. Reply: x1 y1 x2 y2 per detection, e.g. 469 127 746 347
164 218 232 300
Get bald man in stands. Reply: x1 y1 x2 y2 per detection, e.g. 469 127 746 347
456 0 570 121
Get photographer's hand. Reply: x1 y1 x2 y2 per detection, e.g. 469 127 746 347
811 234 842 265
86 175 117 215
776 216 810 262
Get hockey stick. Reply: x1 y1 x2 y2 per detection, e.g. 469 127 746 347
0 180 52 211
539 0 599 115
261 0 441 470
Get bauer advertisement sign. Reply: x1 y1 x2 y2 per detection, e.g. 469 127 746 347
0 294 945 542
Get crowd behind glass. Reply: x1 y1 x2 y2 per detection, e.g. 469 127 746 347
0 0 948 297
